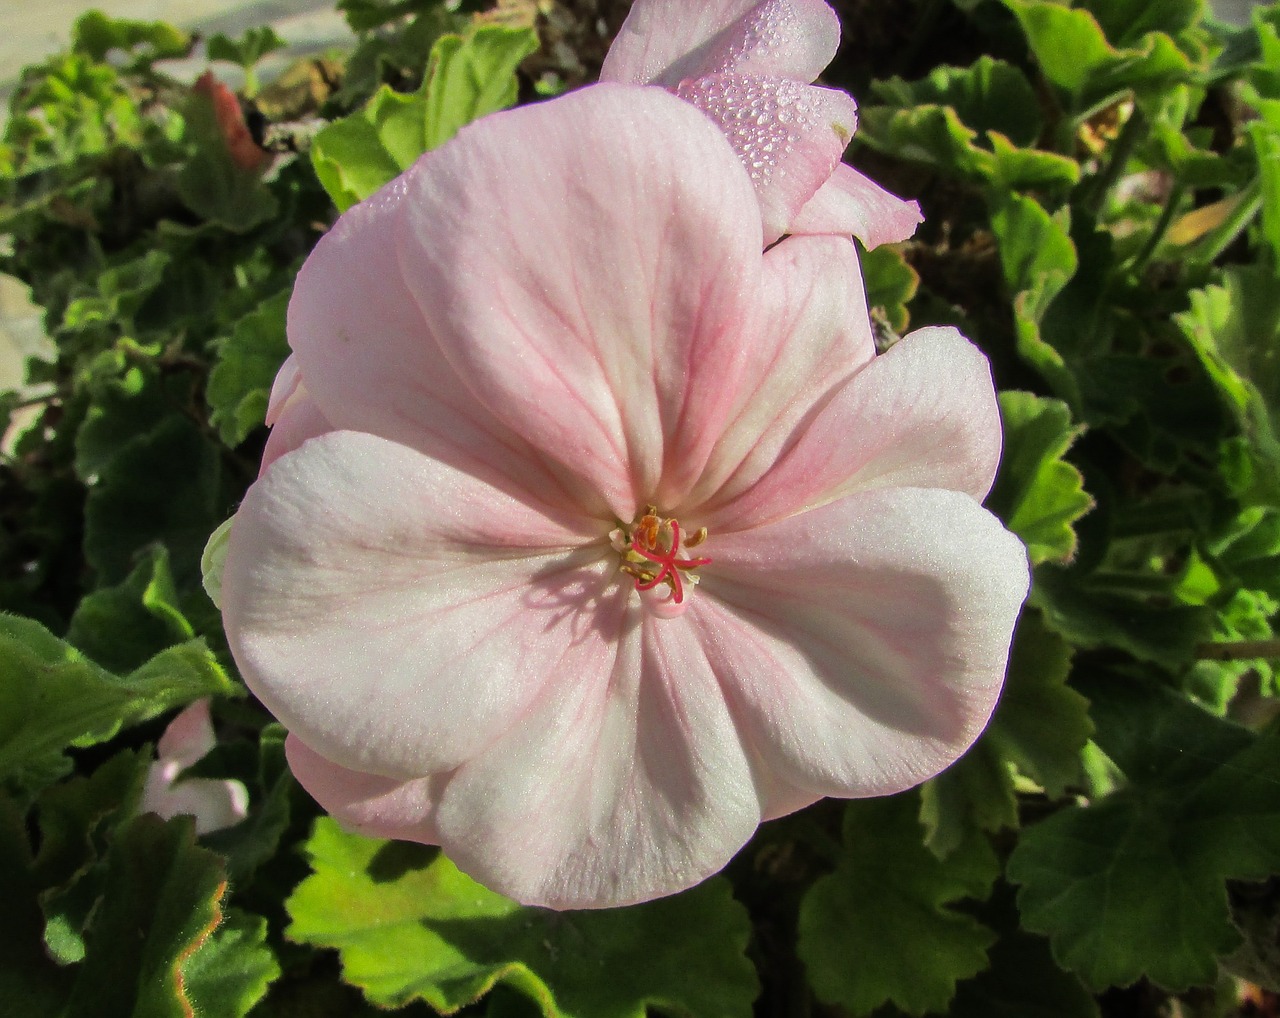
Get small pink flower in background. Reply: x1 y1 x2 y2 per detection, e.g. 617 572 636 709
140 699 249 835
221 85 1027 910
600 0 923 247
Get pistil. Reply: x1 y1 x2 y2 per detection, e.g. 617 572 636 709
612 508 712 611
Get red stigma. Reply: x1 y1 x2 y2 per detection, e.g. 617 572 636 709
630 520 712 604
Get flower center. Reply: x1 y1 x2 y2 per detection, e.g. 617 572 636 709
611 507 711 611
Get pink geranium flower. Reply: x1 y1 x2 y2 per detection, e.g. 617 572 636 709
221 85 1027 909
600 0 923 246
140 699 249 835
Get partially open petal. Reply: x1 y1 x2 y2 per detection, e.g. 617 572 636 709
396 84 768 521
141 700 249 835
223 430 615 780
676 75 856 245
155 699 217 770
435 605 762 909
790 162 923 247
704 326 1003 531
140 769 249 835
286 734 444 845
679 234 873 512
601 0 840 88
695 487 1028 805
264 354 301 427
259 384 330 475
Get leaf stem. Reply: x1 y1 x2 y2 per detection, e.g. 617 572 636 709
1130 182 1187 273
1196 639 1280 661
1080 105 1146 217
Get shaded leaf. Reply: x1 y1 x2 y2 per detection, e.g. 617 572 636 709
798 795 998 1016
0 797 72 1013
1008 677 1280 990
68 546 194 673
921 610 1090 856
1176 265 1280 506
65 813 228 1018
206 290 291 448
32 749 148 964
1031 564 1214 669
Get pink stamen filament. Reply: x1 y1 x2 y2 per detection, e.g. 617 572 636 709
630 521 712 604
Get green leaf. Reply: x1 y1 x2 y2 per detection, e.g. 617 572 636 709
68 546 195 673
72 10 190 63
1176 265 1280 506
32 750 148 964
202 724 295 884
84 415 225 586
312 25 537 211
985 610 1091 798
856 104 1079 192
64 813 229 1018
1080 0 1203 46
1031 564 1214 669
1001 0 1196 111
1008 676 1280 990
206 290 291 447
989 193 1081 406
920 743 1018 858
798 795 998 1016
950 887 1100 1018
339 0 441 32
202 517 234 611
183 908 280 1017
861 241 919 335
420 27 540 151
0 797 72 1013
62 252 171 340
0 614 234 788
287 818 759 1017
871 56 1044 147
207 26 287 69
988 391 1094 564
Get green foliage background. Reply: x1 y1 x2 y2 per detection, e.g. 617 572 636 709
2 0 1280 1014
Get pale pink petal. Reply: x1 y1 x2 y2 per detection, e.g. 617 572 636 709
395 84 768 520
703 326 1003 531
435 605 762 909
222 430 615 780
790 162 924 247
286 734 443 845
679 234 873 512
676 76 856 245
142 700 250 835
156 699 216 769
259 385 330 475
694 488 1028 804
140 770 249 835
288 167 589 515
601 0 840 87
264 354 301 427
